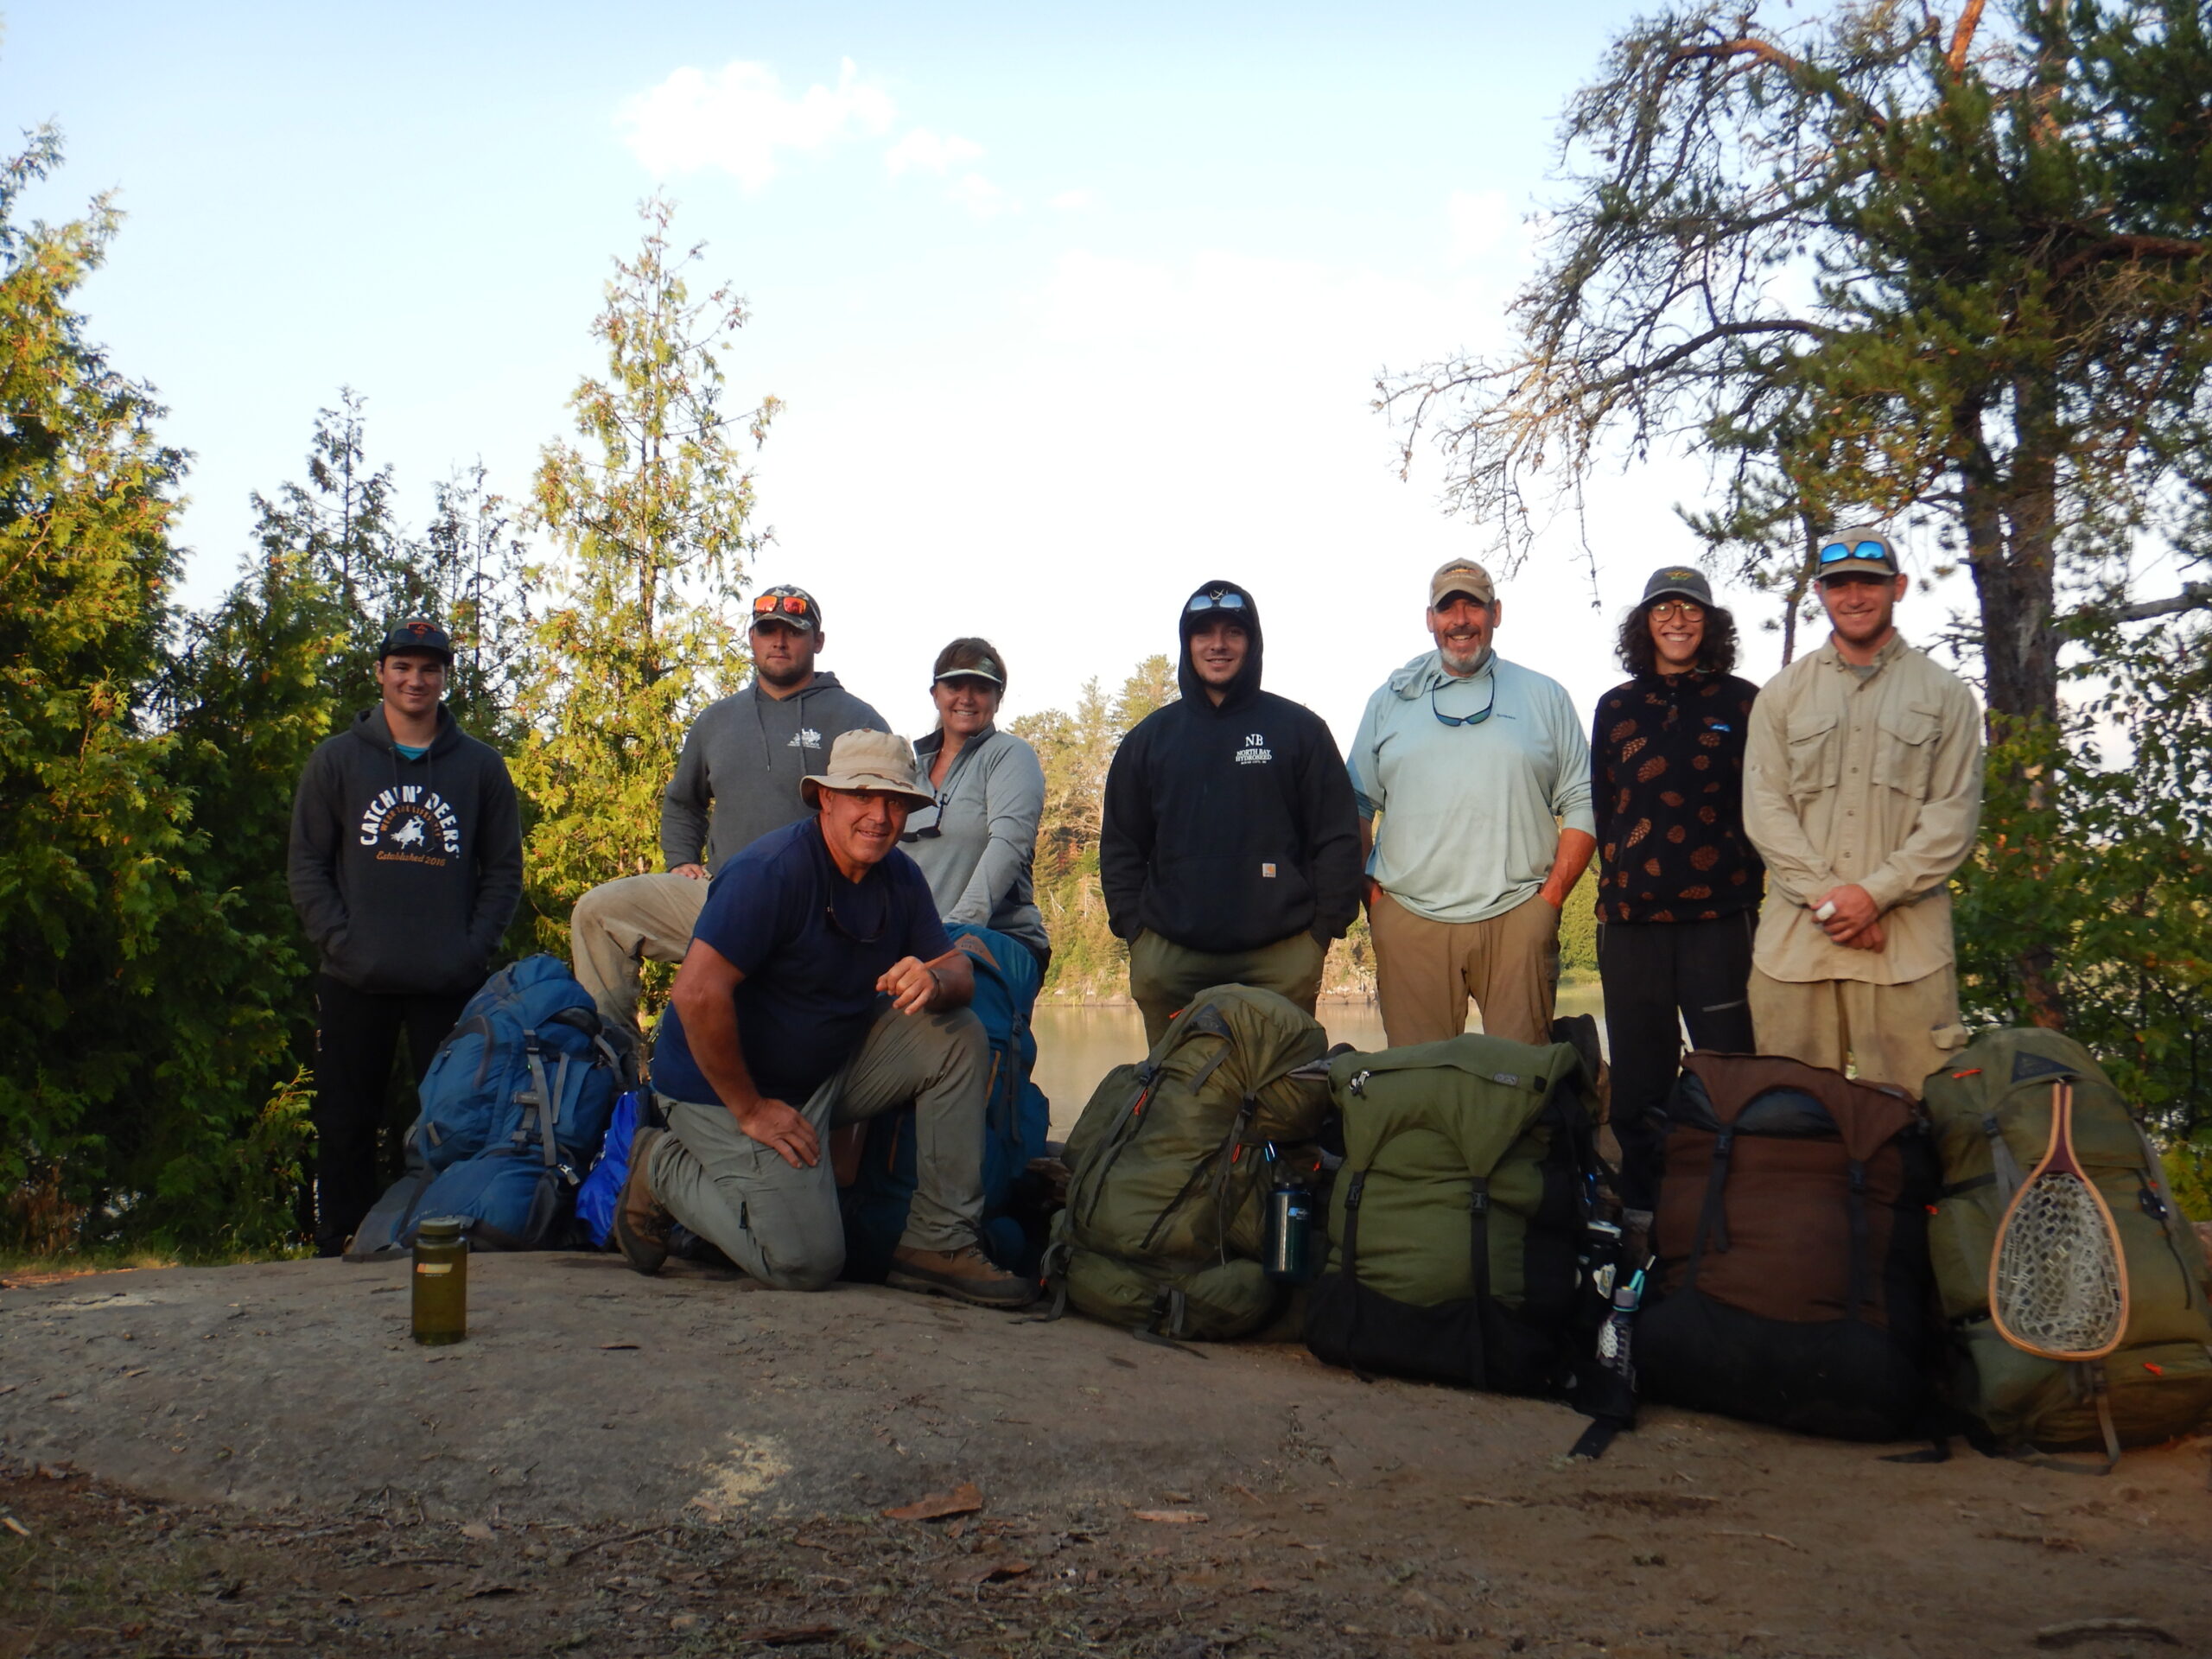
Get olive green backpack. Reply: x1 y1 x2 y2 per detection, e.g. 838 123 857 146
1044 986 1333 1342
1923 1028 2212 1467
1301 1033 1607 1398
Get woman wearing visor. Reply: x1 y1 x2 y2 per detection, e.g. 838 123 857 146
905 639 1051 974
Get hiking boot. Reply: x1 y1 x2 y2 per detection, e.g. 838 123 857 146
887 1243 1039 1310
613 1126 672 1276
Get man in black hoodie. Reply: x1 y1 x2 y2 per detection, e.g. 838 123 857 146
1101 581 1362 1046
569 585 887 1035
288 620 524 1255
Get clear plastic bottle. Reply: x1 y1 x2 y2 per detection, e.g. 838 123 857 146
411 1216 467 1346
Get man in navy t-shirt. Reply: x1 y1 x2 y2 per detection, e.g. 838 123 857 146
614 730 1035 1308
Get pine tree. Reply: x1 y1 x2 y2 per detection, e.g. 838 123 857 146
512 197 776 950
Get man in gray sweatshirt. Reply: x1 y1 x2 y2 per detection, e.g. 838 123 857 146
571 585 888 1034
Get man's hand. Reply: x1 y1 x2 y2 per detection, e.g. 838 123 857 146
877 956 940 1015
1810 883 1881 946
1363 876 1382 912
732 1096 818 1168
672 863 709 881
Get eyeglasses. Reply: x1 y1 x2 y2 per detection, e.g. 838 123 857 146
823 891 888 943
1648 601 1705 621
1185 590 1249 615
753 592 813 618
899 800 944 843
1430 677 1498 728
1818 540 1891 567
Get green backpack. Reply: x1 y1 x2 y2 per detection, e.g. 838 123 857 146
1045 986 1332 1342
1922 1028 2212 1465
1302 1033 1607 1398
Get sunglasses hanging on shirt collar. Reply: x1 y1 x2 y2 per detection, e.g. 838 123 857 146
899 798 945 842
1430 675 1498 728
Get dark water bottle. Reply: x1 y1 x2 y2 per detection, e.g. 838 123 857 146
411 1216 467 1346
1264 1178 1316 1283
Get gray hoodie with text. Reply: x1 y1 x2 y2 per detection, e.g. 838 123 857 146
660 671 889 872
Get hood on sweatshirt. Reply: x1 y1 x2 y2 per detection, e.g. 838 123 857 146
1175 578 1264 710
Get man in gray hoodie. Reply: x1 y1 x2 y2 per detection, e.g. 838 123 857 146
570 585 888 1035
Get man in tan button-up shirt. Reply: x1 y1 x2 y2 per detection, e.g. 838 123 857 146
1742 529 1982 1090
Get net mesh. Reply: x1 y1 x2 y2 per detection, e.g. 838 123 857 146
1993 1171 2126 1357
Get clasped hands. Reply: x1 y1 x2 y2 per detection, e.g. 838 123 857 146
1808 883 1885 951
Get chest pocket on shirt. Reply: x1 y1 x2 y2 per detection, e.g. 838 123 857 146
1874 703 1941 800
1784 709 1841 797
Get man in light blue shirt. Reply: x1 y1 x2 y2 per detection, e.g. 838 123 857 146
1348 559 1597 1047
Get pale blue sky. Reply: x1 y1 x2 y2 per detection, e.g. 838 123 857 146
8 3 1818 744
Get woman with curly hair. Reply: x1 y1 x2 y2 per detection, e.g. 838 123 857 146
1589 568 1764 1234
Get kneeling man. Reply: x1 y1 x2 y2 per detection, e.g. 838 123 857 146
614 730 1035 1307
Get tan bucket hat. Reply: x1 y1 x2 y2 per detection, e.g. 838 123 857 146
801 729 935 810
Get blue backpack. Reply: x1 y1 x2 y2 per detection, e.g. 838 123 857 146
345 956 627 1256
839 925 1052 1281
574 1090 645 1249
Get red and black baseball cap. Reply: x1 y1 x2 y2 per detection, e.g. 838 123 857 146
378 619 454 661
748 585 822 633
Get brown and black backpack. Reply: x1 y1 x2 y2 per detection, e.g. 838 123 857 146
1638 1052 1942 1441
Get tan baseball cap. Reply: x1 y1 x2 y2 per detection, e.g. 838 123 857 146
1428 558 1497 609
801 729 935 810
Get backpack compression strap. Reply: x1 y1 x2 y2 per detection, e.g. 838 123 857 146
1681 1128 1737 1293
1466 1177 1492 1393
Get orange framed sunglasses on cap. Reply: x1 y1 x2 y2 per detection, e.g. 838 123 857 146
750 588 818 626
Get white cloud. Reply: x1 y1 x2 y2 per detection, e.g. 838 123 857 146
884 127 984 178
948 173 1015 219
618 57 895 189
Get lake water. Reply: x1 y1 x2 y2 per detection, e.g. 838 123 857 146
1030 982 1606 1140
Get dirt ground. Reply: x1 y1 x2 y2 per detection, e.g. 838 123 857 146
3 1255 2209 1658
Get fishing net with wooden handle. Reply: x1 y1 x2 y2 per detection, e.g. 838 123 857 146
1993 1171 2126 1357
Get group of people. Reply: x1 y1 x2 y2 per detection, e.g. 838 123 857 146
287 529 1982 1293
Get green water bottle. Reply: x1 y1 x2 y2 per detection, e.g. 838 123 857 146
411 1217 467 1346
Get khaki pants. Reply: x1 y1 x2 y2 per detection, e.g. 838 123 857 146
1748 964 1970 1094
1128 929 1326 1050
647 1001 989 1291
570 872 711 1033
1370 889 1560 1049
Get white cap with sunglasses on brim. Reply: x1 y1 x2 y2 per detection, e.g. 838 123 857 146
1816 528 1901 579
801 729 936 810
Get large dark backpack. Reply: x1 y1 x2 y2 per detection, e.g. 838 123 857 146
1302 1033 1608 1397
346 956 626 1257
839 925 1053 1280
1045 986 1332 1342
1639 1052 1939 1441
1922 1029 2212 1465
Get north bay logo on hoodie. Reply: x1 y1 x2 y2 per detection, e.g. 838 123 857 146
358 785 461 864
787 728 823 749
1235 731 1273 766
